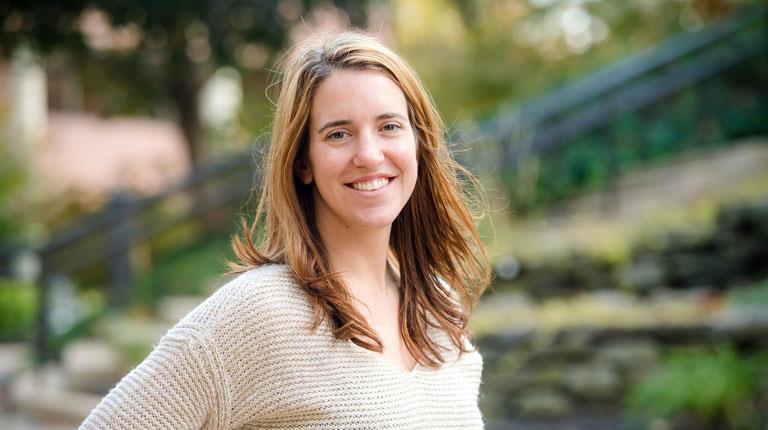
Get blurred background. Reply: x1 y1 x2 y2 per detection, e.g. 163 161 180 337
0 0 766 428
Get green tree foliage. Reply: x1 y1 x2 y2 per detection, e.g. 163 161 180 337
390 0 763 214
0 0 373 165
394 0 752 123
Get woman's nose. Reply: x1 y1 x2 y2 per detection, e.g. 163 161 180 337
352 130 385 167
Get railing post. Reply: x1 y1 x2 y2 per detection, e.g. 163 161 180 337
108 191 134 309
35 271 51 365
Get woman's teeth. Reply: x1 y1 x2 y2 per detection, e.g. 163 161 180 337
351 178 390 191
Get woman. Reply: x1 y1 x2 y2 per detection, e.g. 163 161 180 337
80 31 490 429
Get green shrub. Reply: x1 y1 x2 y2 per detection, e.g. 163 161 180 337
134 233 232 307
627 344 768 429
0 278 36 341
728 279 768 305
503 55 768 214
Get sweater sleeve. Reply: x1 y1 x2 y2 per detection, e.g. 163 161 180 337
79 324 230 430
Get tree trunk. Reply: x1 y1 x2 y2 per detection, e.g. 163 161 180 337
170 68 202 167
169 65 229 234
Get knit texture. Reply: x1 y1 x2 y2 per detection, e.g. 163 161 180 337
79 264 485 429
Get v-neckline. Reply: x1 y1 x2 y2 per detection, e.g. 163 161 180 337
344 259 426 376
347 339 423 376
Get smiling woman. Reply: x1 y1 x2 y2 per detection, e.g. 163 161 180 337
80 31 491 430
297 68 419 235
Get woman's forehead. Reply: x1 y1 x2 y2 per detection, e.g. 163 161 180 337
310 69 409 127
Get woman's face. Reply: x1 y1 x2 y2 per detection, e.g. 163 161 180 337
297 68 418 234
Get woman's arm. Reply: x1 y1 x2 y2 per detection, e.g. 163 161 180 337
79 323 230 430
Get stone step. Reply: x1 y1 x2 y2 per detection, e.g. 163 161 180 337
0 412 76 430
9 366 100 425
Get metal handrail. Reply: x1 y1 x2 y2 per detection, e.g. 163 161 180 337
478 4 766 164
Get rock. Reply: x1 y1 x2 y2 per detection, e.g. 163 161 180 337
0 343 28 412
667 252 727 288
0 412 76 430
509 362 567 391
709 305 768 338
514 387 572 418
95 314 169 365
596 339 660 384
621 259 664 292
495 255 522 281
562 360 621 402
647 418 674 430
158 295 205 324
0 343 27 381
9 366 101 424
597 339 659 370
568 256 616 291
61 339 123 393
476 328 534 358
556 328 594 349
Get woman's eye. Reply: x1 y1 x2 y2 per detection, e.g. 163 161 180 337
328 131 347 140
382 123 401 132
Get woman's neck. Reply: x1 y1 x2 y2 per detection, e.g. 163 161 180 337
316 218 394 297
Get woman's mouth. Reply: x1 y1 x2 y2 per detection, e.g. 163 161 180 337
347 177 392 191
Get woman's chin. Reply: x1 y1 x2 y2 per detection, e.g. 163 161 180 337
346 213 400 231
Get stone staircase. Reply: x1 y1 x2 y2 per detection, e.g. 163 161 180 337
0 295 205 427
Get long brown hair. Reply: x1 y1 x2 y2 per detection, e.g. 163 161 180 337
229 31 490 368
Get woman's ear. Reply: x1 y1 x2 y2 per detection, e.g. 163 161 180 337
294 158 313 185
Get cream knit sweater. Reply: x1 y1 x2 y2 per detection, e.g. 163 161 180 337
79 264 485 429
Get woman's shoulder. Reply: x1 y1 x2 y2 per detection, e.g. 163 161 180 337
176 263 311 334
218 263 297 300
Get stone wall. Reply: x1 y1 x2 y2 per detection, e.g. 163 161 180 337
476 310 768 424
627 201 768 291
501 200 768 298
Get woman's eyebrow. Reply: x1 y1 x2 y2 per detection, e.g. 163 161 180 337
317 119 351 134
377 112 407 122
